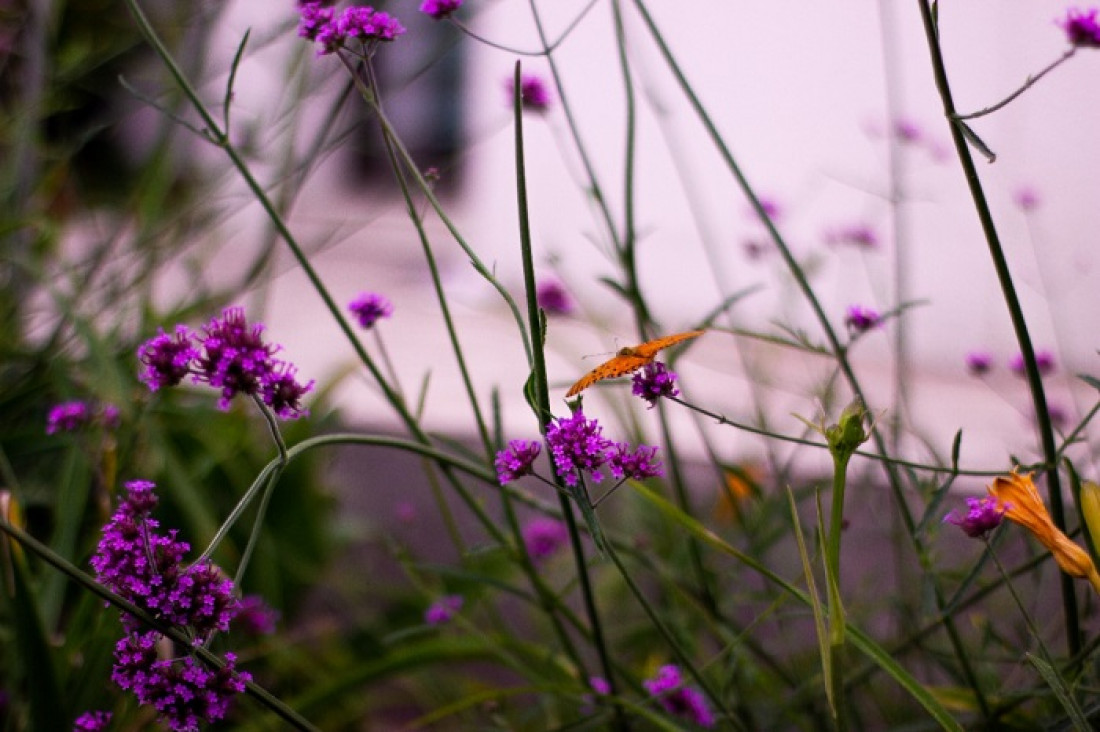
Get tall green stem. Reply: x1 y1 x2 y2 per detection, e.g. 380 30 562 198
914 0 1079 656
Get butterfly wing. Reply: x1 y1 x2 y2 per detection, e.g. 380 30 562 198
566 354 651 397
633 329 705 359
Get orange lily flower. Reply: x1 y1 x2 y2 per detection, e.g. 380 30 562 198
988 470 1100 594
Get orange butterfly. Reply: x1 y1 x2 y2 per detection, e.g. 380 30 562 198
565 330 704 397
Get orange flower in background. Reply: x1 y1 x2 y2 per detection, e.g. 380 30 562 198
714 464 763 525
988 470 1100 594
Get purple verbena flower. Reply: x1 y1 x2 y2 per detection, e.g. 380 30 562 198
510 73 551 112
1062 8 1100 47
522 517 568 562
73 710 112 731
193 307 277 408
590 676 611 695
536 280 574 316
643 665 715 728
112 632 250 732
336 6 406 43
545 411 613 487
91 480 241 636
1008 350 1055 377
495 439 541 484
420 0 462 20
138 325 198 392
825 222 879 249
844 305 881 334
754 196 782 222
348 292 393 329
297 1 334 41
425 594 463 625
943 496 1007 539
965 351 993 376
606 442 664 481
261 362 314 420
632 362 679 408
46 401 91 434
234 595 280 636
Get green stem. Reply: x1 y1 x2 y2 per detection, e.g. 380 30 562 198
915 0 1079 656
511 62 625 729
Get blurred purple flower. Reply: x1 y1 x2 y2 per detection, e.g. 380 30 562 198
1013 186 1040 211
510 73 551 112
46 401 91 434
643 665 715 728
522 517 568 561
965 351 993 376
1062 8 1100 47
894 118 922 143
425 594 463 625
495 439 542 484
73 710 112 731
299 2 404 55
348 292 393 329
1009 350 1055 377
632 362 679 408
825 222 879 249
234 595 279 636
844 305 881 334
943 496 1006 538
420 0 461 20
536 280 574 316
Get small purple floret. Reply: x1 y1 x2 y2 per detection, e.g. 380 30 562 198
425 594 463 625
643 665 715 728
943 496 1006 539
536 280 574 316
509 74 551 112
844 305 881 334
420 0 462 20
1008 350 1055 377
632 362 679 408
46 401 91 434
138 325 199 392
348 292 394 329
73 710 112 732
522 517 569 561
495 439 541 484
965 351 993 376
1062 8 1100 47
606 442 664 481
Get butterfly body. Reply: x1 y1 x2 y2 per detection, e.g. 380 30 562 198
565 330 704 397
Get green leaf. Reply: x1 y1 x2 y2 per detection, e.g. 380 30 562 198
786 486 834 718
959 121 996 163
6 550 67 732
1026 653 1090 731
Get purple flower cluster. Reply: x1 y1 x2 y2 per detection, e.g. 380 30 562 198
545 411 663 487
425 594 463 625
943 496 1007 539
522 517 569 562
1062 8 1100 47
138 307 313 419
632 362 679 408
643 665 715 728
536 280 574 316
298 2 405 56
509 73 551 112
495 439 542 484
420 0 462 20
844 305 881 334
46 401 120 435
112 632 249 732
90 481 250 731
348 292 393 329
91 481 240 635
73 710 112 731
